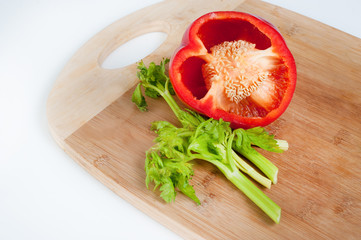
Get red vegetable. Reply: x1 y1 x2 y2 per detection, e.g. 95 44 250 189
169 11 296 128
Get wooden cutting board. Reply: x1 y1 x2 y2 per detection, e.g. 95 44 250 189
46 0 361 239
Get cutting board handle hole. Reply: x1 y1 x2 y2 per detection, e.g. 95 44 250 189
100 32 168 69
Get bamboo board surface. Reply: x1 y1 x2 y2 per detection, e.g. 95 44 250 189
46 0 361 239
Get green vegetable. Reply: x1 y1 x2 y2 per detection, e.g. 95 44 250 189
132 59 287 224
133 59 203 129
233 127 282 184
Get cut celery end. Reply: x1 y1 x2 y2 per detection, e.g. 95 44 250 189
230 172 281 224
241 149 278 184
276 139 289 151
211 160 281 224
232 151 272 189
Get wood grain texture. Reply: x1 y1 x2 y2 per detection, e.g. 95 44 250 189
47 0 361 239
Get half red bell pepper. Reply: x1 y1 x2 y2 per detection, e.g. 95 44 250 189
169 11 296 128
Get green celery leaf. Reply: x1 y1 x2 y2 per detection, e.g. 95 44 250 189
145 151 177 203
188 119 231 163
137 59 173 98
151 121 190 160
131 83 147 111
245 127 283 153
136 61 148 82
145 151 166 190
189 134 221 161
151 120 176 133
203 118 231 143
178 109 205 130
145 122 199 204
164 160 193 178
176 175 200 205
159 179 176 203
144 87 160 98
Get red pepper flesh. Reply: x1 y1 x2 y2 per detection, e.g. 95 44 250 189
169 11 297 128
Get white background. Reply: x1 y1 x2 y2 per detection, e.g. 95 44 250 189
1 0 360 239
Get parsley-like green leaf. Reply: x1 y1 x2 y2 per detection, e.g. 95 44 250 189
176 174 200 205
144 125 199 204
131 83 147 111
245 127 283 153
159 179 176 203
188 119 230 163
